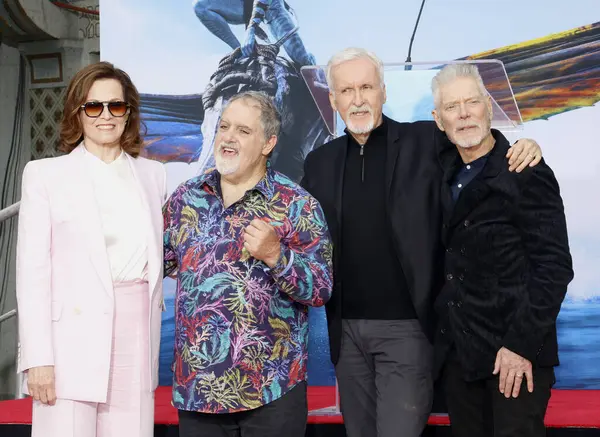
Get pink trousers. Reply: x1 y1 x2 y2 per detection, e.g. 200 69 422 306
32 281 154 437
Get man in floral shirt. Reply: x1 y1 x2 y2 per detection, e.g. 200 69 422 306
163 91 333 437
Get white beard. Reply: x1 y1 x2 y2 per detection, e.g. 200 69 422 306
449 111 492 149
214 141 241 175
215 154 240 175
455 131 486 149
346 117 375 135
345 105 375 135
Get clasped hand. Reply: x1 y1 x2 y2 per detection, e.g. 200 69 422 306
243 219 281 269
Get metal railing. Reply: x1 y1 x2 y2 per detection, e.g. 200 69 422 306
0 201 20 323
0 201 20 324
0 201 23 399
0 309 16 324
0 201 20 222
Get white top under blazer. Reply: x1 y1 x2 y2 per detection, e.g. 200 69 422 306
82 146 150 283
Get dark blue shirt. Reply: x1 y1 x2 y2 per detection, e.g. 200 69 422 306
450 152 490 202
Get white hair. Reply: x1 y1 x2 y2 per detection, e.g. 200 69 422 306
326 47 385 92
431 63 488 109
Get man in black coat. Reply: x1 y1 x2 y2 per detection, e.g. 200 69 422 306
431 63 574 437
300 47 543 437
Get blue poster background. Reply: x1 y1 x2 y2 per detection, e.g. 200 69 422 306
100 0 600 389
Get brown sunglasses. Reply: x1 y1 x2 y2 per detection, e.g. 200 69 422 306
80 101 130 118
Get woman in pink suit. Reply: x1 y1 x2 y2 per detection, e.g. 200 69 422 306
16 62 166 437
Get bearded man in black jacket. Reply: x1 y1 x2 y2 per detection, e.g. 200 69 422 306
431 63 573 437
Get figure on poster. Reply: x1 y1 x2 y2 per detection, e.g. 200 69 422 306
143 36 329 181
193 0 316 66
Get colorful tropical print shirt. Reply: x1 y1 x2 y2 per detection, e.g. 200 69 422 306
163 167 333 413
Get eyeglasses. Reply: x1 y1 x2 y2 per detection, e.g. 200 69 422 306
80 101 130 118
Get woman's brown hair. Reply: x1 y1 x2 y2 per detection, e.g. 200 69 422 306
59 61 145 157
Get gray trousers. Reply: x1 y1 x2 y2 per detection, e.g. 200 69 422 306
336 319 434 437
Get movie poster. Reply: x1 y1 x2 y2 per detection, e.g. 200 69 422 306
100 0 600 390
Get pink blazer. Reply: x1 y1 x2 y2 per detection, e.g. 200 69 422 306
16 144 167 403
